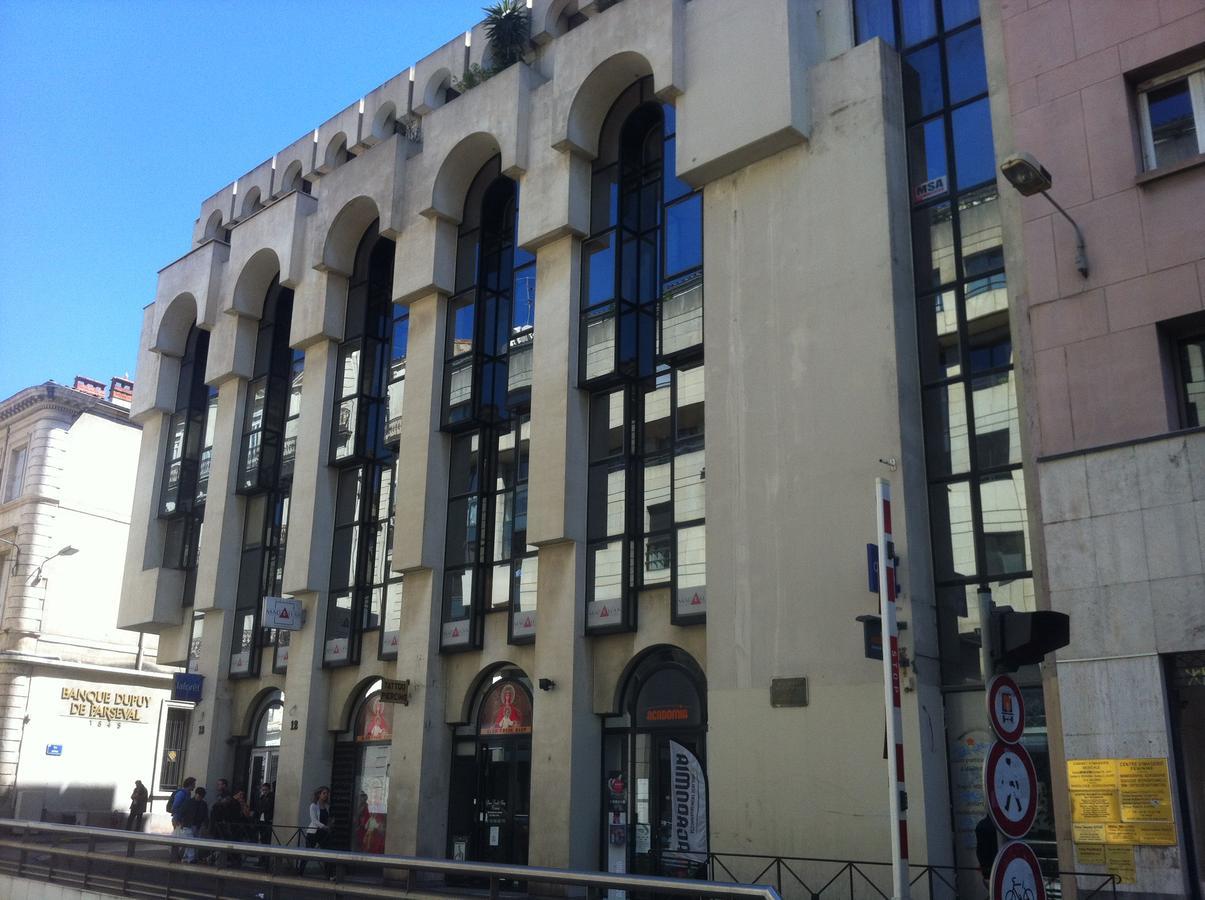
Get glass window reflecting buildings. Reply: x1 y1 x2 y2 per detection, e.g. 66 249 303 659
440 159 538 651
582 78 706 634
325 224 405 666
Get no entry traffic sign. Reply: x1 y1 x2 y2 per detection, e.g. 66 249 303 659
985 740 1039 839
987 674 1026 744
990 840 1046 900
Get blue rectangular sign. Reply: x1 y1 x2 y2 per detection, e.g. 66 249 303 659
172 673 204 703
46 744 62 757
867 544 879 594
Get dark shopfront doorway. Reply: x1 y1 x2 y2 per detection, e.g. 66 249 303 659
449 674 533 869
602 646 709 897
1168 652 1205 900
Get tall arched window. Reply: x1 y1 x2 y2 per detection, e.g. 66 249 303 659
440 157 538 651
325 223 407 665
602 646 708 880
230 279 303 677
160 324 217 608
582 77 705 634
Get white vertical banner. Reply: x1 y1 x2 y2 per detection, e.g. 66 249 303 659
668 740 708 866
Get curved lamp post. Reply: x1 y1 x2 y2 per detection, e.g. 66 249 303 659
1000 152 1089 278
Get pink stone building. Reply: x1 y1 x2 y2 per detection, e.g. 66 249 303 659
996 1 1205 896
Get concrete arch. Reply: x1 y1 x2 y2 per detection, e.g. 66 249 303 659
277 159 305 196
202 209 226 241
153 292 199 357
420 66 454 114
241 186 263 218
607 643 705 718
322 132 350 173
455 661 530 725
230 247 282 318
320 195 382 275
371 102 398 142
562 50 656 159
425 131 504 223
539 0 582 39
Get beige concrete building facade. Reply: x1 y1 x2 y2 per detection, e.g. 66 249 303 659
110 0 1056 892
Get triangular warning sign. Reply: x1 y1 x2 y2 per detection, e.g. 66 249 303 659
522 616 532 628
599 605 610 618
451 626 460 638
690 593 702 606
278 608 290 619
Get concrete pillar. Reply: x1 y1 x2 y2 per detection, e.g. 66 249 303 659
184 376 245 789
528 540 598 872
385 287 452 858
0 668 30 815
277 336 342 825
384 569 449 859
521 233 598 873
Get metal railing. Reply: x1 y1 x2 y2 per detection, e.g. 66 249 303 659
0 818 782 899
693 850 1119 900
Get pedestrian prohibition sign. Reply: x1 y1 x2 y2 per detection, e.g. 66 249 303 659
990 840 1046 900
985 740 1039 839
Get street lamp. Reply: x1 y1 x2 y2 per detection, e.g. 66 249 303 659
25 545 79 588
1000 152 1089 278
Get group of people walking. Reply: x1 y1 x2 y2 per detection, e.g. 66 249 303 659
127 777 336 877
159 777 277 865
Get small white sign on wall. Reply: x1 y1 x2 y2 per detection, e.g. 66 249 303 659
262 596 304 631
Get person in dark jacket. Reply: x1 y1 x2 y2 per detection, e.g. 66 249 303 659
975 815 998 883
126 780 148 831
181 787 209 864
251 782 276 865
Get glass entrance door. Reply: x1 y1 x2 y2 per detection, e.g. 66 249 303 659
631 733 707 880
249 748 279 796
474 739 531 866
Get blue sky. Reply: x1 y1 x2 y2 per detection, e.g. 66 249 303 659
0 0 489 401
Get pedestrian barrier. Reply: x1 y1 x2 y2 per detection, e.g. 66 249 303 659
0 817 782 899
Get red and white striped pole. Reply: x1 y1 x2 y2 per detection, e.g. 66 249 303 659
877 478 910 899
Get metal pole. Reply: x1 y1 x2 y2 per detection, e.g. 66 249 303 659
876 478 910 899
977 585 994 687
1040 191 1089 278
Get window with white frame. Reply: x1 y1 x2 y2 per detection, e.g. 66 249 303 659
1138 63 1205 171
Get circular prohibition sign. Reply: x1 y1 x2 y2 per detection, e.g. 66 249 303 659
984 740 1039 839
990 840 1046 900
986 674 1026 744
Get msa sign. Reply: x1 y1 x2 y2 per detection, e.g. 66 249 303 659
913 174 948 205
262 596 304 631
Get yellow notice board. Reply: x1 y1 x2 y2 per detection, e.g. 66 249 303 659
1135 823 1177 846
1069 758 1177 849
1118 758 1173 822
1071 790 1120 824
1076 843 1105 865
1105 845 1137 884
1068 759 1118 790
1073 823 1107 844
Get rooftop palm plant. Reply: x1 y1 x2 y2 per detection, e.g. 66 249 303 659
483 0 529 70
